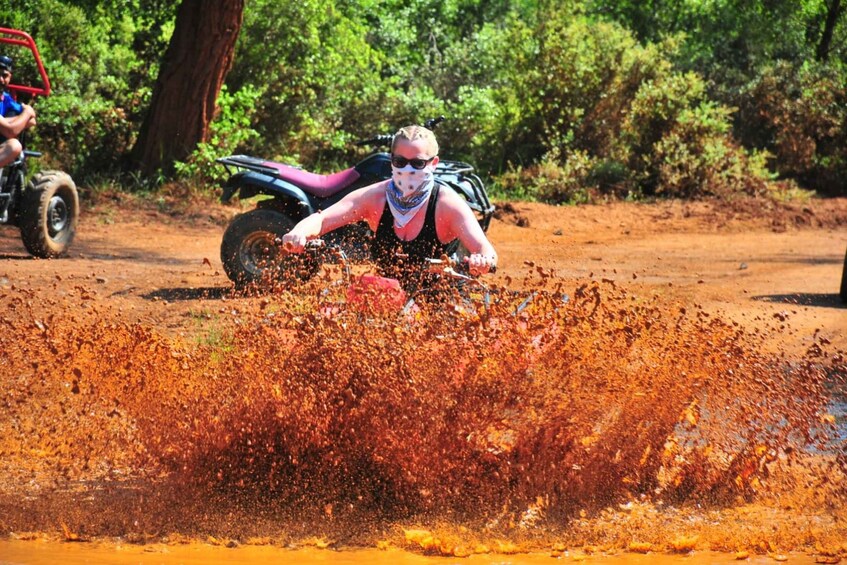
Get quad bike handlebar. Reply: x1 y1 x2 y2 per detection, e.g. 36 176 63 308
282 237 494 280
271 238 545 318
353 116 447 149
290 238 494 315
354 134 394 148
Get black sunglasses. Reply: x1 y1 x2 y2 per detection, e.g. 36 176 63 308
391 155 435 170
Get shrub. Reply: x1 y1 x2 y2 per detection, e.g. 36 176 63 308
736 61 847 196
173 84 262 186
228 0 388 168
493 150 599 204
12 0 158 180
653 133 772 199
648 101 771 198
480 11 778 201
587 159 632 197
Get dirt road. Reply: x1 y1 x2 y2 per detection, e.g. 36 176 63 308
0 196 843 349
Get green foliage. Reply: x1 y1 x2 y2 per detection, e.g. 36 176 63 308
586 0 844 72
584 0 846 196
651 105 772 199
494 150 599 204
5 0 845 199
587 159 630 196
227 0 388 167
465 9 775 201
735 61 847 195
173 84 262 185
9 0 165 179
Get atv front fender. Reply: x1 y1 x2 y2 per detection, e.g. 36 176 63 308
221 171 317 214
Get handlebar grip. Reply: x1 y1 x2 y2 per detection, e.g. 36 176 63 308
432 257 496 275
460 256 496 268
276 238 324 252
424 116 446 129
354 134 394 147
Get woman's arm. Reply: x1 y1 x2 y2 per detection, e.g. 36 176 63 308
282 181 387 252
436 189 498 274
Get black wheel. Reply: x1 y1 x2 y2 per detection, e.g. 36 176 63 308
220 208 320 288
19 171 79 258
840 246 847 305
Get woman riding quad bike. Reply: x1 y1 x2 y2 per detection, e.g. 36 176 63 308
217 117 494 289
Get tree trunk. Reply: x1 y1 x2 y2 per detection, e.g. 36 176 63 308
816 0 842 62
131 0 244 176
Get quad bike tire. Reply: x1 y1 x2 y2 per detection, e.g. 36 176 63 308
19 171 79 258
221 208 320 289
840 246 847 305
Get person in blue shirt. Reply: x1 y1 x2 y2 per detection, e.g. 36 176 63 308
0 55 37 168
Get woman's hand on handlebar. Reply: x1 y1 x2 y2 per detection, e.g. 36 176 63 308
281 232 308 253
466 254 497 276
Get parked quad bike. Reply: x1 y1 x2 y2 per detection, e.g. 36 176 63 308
0 28 78 258
217 117 495 288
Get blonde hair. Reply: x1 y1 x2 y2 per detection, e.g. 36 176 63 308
392 125 439 157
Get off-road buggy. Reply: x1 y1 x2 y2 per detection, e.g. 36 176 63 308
0 28 78 258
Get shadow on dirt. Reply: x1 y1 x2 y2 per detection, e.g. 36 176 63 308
734 254 844 266
143 286 231 301
753 292 845 308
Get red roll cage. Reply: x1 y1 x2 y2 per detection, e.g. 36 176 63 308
0 27 51 98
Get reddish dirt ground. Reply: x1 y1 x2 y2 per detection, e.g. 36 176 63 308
0 194 845 563
491 197 847 354
0 195 843 350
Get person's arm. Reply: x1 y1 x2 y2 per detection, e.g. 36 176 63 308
282 181 387 252
0 104 36 139
24 103 36 128
436 189 498 275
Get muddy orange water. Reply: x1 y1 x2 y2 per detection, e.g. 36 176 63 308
0 197 845 563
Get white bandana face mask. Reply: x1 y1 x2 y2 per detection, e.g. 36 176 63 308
386 164 435 228
391 164 434 199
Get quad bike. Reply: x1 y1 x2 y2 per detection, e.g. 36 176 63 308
0 28 78 258
295 239 499 318
216 117 495 288
294 239 567 332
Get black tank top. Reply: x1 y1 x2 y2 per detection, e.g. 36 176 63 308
370 183 458 290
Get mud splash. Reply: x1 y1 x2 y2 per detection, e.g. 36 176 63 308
0 276 844 557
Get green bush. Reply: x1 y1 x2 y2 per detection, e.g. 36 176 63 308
587 159 631 196
227 0 389 169
493 150 599 204
12 0 159 180
652 109 772 199
479 11 774 202
736 61 847 196
173 85 262 186
615 70 708 180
